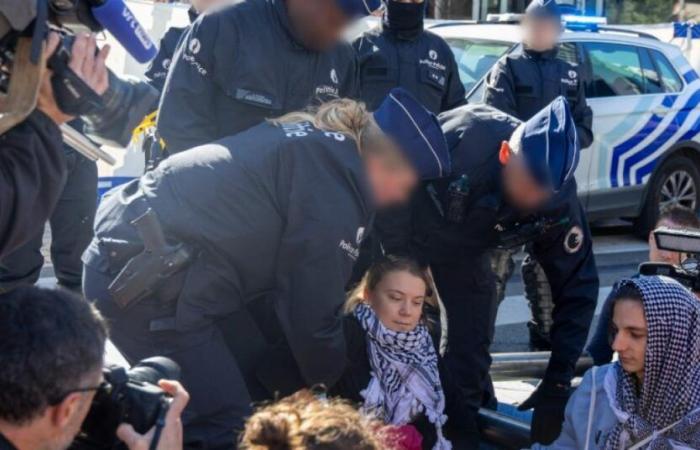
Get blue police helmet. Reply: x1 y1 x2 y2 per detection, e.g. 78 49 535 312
517 96 579 192
373 88 450 180
525 0 562 21
336 0 382 18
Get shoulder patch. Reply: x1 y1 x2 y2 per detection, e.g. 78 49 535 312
564 225 584 254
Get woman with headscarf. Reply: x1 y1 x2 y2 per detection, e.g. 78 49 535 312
532 275 700 449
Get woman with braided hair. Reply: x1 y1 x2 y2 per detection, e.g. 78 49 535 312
533 275 700 449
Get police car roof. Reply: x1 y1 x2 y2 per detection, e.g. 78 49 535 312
426 20 680 53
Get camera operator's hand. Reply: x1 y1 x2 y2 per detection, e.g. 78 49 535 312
116 380 189 450
37 33 110 125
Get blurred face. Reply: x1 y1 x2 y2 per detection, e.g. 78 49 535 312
364 152 419 208
287 0 350 51
611 299 648 381
522 16 561 52
366 270 427 332
502 151 553 212
648 219 687 265
190 0 226 13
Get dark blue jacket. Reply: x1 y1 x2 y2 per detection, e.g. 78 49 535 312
401 104 599 385
156 0 359 153
484 47 594 149
83 121 373 386
353 25 465 114
145 27 186 93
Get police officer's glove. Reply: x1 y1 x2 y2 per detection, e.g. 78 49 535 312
517 381 571 445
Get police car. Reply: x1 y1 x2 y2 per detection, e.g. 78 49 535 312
429 16 700 232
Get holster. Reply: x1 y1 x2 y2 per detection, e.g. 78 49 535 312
108 208 193 309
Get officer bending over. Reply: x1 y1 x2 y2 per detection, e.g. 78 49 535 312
145 0 227 93
483 0 594 351
392 98 598 446
82 88 449 449
353 0 465 114
157 0 380 154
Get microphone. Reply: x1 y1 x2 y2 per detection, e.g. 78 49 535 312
89 0 158 63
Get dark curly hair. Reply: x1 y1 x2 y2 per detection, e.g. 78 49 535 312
240 390 391 450
0 286 107 424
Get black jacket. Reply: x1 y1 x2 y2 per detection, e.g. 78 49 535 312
483 47 594 149
0 111 66 258
83 121 372 386
145 8 197 93
0 433 15 450
396 104 599 386
353 25 465 114
330 315 470 449
156 0 359 153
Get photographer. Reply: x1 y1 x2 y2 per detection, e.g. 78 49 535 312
587 204 700 365
0 32 107 259
0 286 188 450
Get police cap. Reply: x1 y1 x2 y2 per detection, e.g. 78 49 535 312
373 87 450 180
518 96 579 192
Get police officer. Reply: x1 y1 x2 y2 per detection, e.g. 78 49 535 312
353 0 465 114
82 89 450 449
156 0 380 154
483 0 594 351
390 97 598 446
145 0 228 93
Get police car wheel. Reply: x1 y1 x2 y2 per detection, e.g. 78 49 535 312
636 154 700 236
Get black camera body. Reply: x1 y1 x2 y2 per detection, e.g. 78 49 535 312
72 357 181 450
638 226 700 291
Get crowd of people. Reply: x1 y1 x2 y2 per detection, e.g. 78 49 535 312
1 0 700 449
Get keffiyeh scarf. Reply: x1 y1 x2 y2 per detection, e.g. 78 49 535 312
603 276 700 450
354 303 451 450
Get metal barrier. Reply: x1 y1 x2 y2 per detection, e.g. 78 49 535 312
477 408 531 450
490 351 594 381
476 352 595 448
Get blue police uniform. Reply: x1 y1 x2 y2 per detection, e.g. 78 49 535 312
82 88 448 449
384 99 598 447
483 0 593 148
144 8 197 93
353 0 466 114
156 0 370 154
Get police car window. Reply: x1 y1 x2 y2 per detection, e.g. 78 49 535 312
639 48 664 95
651 50 683 93
445 38 512 93
583 42 646 98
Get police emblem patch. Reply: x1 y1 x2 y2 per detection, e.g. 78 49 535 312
188 38 201 55
429 49 438 60
356 227 365 245
330 68 338 84
564 226 584 253
162 58 171 70
568 69 577 79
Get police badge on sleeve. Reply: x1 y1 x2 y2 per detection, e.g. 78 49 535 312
564 225 584 253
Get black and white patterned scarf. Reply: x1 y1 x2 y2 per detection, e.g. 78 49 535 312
604 276 700 449
354 303 451 450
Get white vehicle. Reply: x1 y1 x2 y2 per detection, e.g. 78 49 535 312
429 18 700 232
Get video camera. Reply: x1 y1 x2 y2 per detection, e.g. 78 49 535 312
71 356 180 450
639 226 700 291
0 0 157 135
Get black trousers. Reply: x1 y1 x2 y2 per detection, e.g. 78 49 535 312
0 147 97 291
431 253 498 448
83 266 252 450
